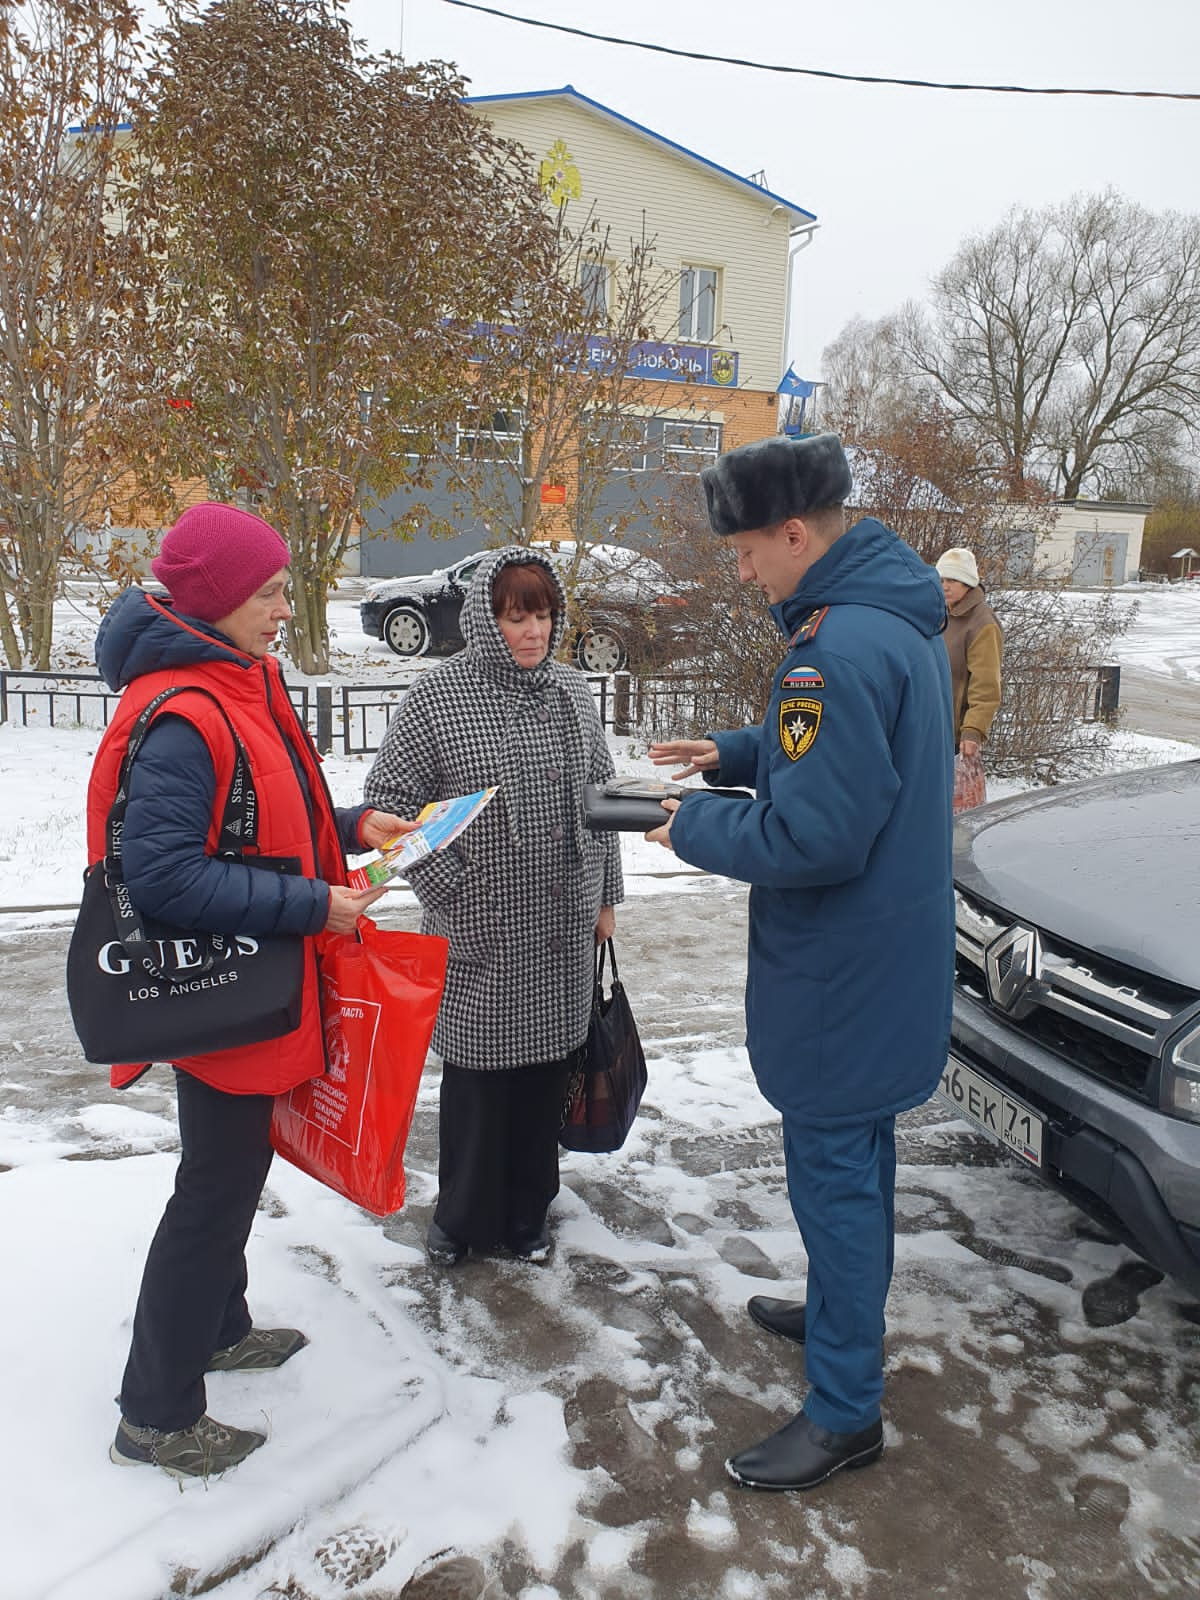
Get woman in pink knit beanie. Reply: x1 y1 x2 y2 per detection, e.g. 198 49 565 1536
151 502 292 625
85 502 415 1480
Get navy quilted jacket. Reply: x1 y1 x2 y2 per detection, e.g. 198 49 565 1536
95 587 368 937
670 518 955 1125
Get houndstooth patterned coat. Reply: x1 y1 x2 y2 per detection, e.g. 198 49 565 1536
363 546 623 1070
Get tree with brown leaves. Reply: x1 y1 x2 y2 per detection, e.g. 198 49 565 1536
127 0 551 674
0 0 150 667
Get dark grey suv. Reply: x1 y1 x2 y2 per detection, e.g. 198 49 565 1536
359 543 703 672
942 759 1200 1294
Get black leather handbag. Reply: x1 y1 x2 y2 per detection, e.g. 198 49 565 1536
559 939 648 1154
67 687 305 1067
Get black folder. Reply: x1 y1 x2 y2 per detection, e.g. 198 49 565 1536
582 777 752 831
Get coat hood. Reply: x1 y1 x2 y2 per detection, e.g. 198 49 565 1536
947 584 989 619
456 544 589 859
774 517 947 642
95 586 255 691
460 546 568 687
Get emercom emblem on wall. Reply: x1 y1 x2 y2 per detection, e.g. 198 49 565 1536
539 139 582 206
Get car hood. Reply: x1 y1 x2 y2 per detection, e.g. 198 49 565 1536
365 574 441 602
954 759 1200 989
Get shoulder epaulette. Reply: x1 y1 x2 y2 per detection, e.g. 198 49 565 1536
790 606 829 647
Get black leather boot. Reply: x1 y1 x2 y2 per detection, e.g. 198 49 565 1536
426 1219 467 1266
747 1295 807 1344
725 1412 883 1491
508 1222 552 1263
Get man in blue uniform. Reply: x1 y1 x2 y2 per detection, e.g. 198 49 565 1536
647 432 954 1491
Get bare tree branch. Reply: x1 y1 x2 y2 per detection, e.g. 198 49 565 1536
895 192 1200 499
451 196 717 602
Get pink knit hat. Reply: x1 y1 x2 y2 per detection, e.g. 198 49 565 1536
151 503 290 623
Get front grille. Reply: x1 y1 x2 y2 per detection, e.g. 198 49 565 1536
953 889 1193 1104
1009 995 1152 1097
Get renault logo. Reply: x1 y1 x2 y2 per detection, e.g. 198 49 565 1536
985 925 1041 1016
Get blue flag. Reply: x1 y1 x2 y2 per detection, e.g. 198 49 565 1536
777 366 817 399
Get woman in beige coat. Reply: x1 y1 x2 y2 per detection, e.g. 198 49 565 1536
936 547 1002 757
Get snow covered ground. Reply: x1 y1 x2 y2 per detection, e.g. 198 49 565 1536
1 584 1198 1599
1107 582 1200 683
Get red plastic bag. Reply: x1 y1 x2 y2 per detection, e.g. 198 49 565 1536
271 919 448 1216
953 751 987 815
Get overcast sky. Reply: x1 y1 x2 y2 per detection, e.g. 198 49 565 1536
347 0 1200 384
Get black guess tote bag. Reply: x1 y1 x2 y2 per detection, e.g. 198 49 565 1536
67 687 305 1066
559 939 648 1154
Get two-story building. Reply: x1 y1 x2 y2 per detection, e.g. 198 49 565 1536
359 85 817 577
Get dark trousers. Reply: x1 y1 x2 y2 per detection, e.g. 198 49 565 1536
119 1069 275 1432
434 1055 577 1250
782 1111 897 1435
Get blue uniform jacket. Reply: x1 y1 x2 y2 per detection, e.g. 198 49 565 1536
95 587 368 938
670 517 955 1125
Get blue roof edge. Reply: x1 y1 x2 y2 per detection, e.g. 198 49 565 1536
465 84 817 228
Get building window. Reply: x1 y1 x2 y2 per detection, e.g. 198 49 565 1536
679 266 718 342
456 408 524 465
662 419 722 472
397 429 424 467
588 413 653 472
394 420 439 467
579 258 610 320
585 413 722 473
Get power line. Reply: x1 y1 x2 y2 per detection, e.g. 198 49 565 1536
439 0 1200 102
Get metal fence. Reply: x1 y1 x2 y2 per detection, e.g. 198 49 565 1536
987 664 1121 778
595 662 1122 746
0 668 623 751
0 670 123 731
0 663 1124 754
602 672 750 741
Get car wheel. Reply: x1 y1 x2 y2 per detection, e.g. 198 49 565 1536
383 605 430 658
575 627 627 673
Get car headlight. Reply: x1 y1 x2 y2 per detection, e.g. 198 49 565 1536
1165 1021 1200 1122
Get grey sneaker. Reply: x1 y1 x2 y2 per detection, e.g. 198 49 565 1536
207 1327 308 1372
110 1414 266 1479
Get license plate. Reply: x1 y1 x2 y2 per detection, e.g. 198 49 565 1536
936 1056 1044 1168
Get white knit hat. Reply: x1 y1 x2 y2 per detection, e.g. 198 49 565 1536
936 547 979 588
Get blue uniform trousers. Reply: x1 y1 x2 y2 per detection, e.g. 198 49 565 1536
782 1111 897 1434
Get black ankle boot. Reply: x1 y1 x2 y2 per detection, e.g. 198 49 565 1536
725 1412 883 1491
426 1220 467 1266
508 1221 551 1262
747 1295 807 1344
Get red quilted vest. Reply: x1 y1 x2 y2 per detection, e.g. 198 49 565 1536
86 603 347 1095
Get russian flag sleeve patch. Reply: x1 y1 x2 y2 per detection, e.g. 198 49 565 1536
782 665 825 690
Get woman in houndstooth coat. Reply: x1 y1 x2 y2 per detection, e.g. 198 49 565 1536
364 546 623 1263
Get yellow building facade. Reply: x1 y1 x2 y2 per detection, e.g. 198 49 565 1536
361 86 818 576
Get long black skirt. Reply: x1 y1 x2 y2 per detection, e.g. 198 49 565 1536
433 1053 578 1250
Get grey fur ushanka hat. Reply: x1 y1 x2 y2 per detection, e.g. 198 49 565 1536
700 432 853 536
